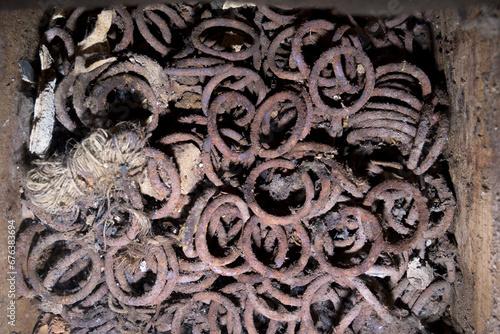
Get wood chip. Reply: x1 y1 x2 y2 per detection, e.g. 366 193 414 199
78 10 113 50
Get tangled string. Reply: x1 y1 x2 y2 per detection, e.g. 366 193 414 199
22 4 456 333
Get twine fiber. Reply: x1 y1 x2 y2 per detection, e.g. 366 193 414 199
26 123 149 216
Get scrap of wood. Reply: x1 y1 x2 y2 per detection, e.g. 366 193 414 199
29 45 56 155
78 10 113 50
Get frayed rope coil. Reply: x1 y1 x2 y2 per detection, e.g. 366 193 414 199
26 123 149 216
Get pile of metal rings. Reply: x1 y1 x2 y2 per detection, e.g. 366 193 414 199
22 4 456 333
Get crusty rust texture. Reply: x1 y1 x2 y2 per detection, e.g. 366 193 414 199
434 6 500 334
0 4 498 334
16 4 458 332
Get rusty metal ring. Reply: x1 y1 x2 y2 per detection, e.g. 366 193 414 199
27 233 103 305
309 46 375 117
250 89 308 159
364 180 430 253
291 20 336 79
104 244 171 306
191 18 260 61
244 159 315 225
242 216 311 280
267 26 303 81
207 91 258 162
194 194 251 276
313 206 384 277
375 62 432 98
85 73 160 132
201 67 267 116
144 148 181 220
171 292 242 334
133 4 187 56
